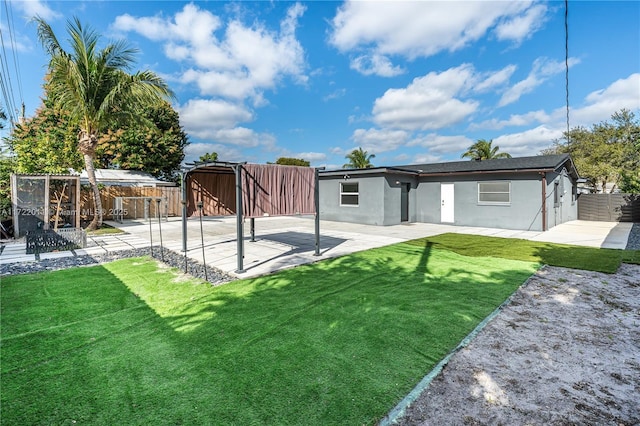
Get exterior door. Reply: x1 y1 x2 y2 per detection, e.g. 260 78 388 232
401 183 409 222
441 183 454 223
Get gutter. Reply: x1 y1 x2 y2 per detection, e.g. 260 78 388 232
541 172 547 231
415 167 556 177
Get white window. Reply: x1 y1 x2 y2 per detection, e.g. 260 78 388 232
340 182 359 206
478 181 510 204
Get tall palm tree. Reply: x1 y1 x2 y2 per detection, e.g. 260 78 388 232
35 17 174 229
344 147 375 169
461 139 512 161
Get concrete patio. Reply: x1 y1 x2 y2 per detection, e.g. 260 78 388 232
1 217 634 279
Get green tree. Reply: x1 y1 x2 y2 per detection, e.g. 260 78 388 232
199 152 219 163
0 105 6 128
7 95 83 174
35 16 173 229
96 100 188 182
461 139 512 160
275 157 310 167
544 109 639 193
343 147 375 169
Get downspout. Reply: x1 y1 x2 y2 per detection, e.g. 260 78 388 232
541 172 547 231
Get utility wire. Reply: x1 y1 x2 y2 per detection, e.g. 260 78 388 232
4 0 24 109
564 0 570 144
0 29 18 125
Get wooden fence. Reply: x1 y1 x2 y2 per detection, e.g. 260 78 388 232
80 186 181 221
577 193 640 222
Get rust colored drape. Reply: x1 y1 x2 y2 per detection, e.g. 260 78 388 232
242 164 316 218
187 171 236 217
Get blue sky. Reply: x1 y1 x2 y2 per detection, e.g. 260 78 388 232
1 1 639 169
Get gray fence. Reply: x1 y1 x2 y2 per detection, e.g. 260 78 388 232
577 193 640 222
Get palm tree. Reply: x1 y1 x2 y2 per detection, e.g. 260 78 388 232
344 147 375 169
35 17 173 229
461 139 512 161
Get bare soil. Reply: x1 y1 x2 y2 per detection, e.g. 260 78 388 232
397 263 640 426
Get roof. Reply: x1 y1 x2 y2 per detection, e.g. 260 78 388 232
397 154 577 176
79 169 175 187
321 154 579 179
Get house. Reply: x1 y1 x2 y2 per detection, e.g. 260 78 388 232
79 169 175 187
319 154 579 232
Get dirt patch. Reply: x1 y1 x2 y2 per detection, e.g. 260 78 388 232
396 263 640 426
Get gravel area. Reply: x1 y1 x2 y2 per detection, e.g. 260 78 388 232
0 246 234 286
625 222 640 250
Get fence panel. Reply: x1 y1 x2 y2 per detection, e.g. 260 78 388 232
80 186 181 221
577 193 640 222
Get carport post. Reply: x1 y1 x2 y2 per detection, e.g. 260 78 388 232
250 218 255 242
234 164 245 273
181 171 188 273
314 167 324 256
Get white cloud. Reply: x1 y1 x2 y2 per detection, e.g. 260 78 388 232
475 65 517 93
350 53 404 77
0 22 31 52
494 3 548 44
470 110 551 131
499 57 580 107
572 73 640 126
351 128 409 153
412 153 443 165
473 73 640 157
185 142 242 162
294 152 327 162
178 98 254 131
113 3 307 103
371 65 481 131
177 98 274 147
330 1 547 76
323 88 347 102
15 0 61 20
407 134 474 154
494 126 563 156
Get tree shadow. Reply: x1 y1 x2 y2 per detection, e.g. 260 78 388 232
1 241 541 425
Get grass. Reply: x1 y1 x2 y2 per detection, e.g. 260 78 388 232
405 233 640 273
1 242 539 425
85 223 125 236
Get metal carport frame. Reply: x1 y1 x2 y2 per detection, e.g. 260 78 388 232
180 161 322 273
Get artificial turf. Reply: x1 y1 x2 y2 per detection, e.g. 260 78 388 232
406 233 640 273
1 242 538 425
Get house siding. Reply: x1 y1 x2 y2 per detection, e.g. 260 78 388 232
318 157 579 231
546 169 578 229
416 173 546 231
319 174 386 225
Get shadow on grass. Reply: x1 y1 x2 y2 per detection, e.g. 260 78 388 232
1 241 538 425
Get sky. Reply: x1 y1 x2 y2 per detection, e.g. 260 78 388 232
1 0 639 170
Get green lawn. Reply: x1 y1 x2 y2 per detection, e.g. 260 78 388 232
406 233 640 273
1 241 539 425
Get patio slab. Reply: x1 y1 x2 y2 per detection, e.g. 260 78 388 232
1 217 635 279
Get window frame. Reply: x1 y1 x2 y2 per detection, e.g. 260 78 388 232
477 181 511 205
340 181 359 207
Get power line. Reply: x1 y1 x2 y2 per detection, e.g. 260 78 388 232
4 0 24 108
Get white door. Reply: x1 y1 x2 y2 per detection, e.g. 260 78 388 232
441 183 454 223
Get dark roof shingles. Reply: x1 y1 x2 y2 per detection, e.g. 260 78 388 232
395 154 572 174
